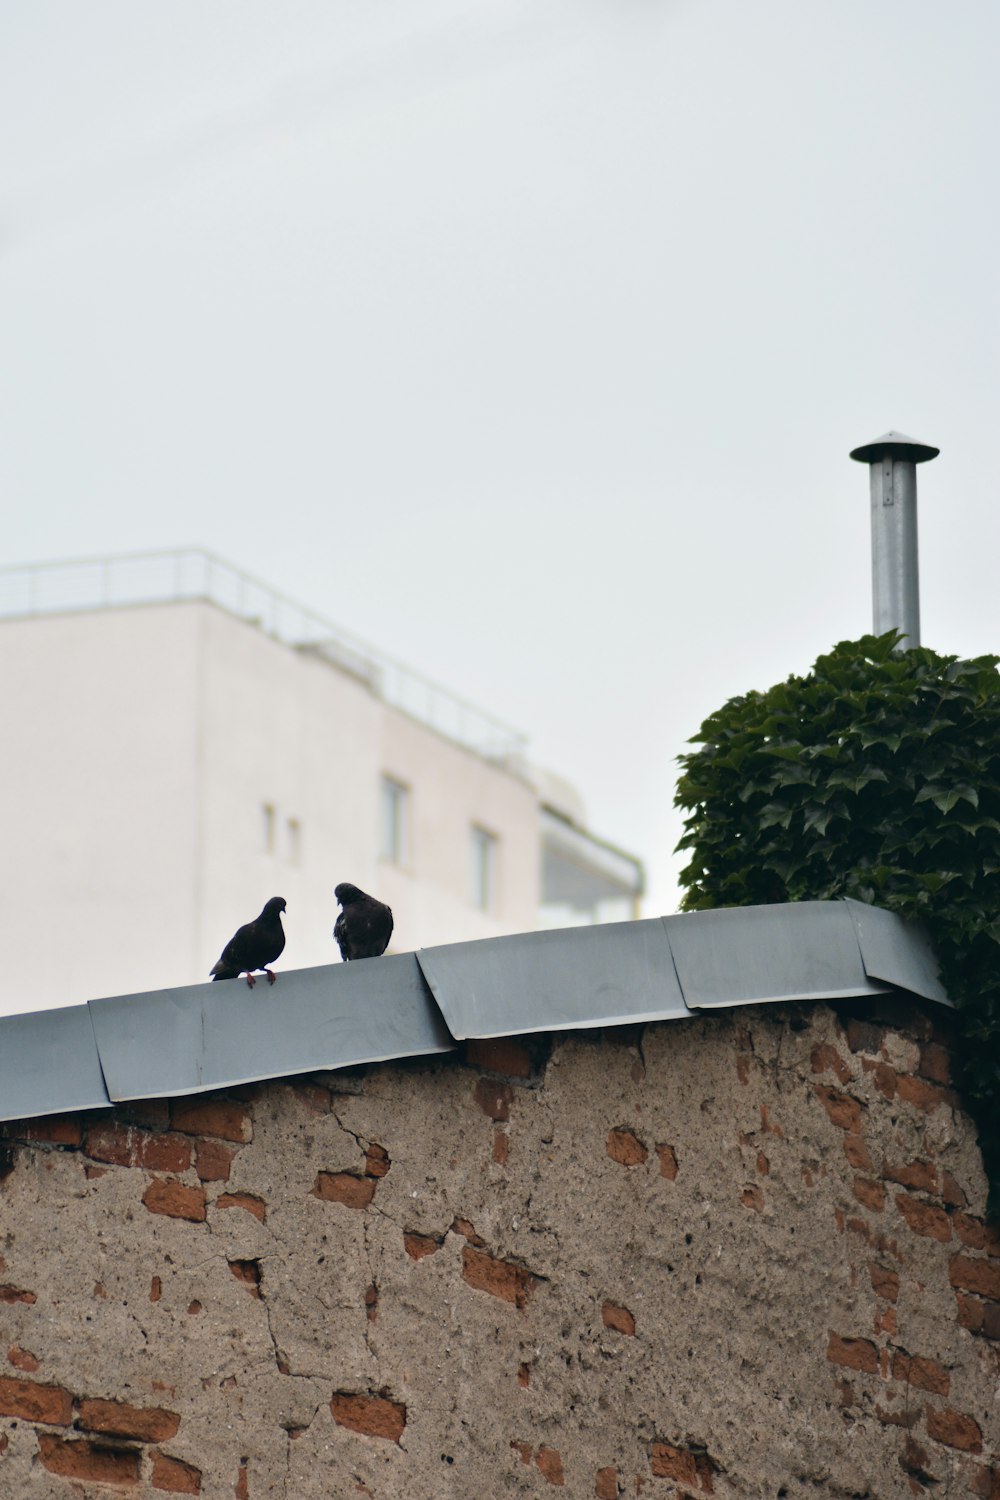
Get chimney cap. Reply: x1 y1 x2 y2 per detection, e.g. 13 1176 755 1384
849 430 940 464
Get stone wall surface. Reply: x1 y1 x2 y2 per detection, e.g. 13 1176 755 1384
0 999 996 1498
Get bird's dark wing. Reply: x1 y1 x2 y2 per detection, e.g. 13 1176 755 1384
211 919 256 980
333 910 352 962
211 912 285 980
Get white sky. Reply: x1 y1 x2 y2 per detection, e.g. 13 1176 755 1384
2 0 998 917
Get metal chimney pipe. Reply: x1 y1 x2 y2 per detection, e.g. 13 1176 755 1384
849 430 939 648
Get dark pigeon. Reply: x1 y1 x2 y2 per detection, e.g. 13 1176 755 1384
333 883 393 962
211 897 287 987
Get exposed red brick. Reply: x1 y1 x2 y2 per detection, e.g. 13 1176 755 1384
536 1446 565 1486
0 1285 36 1305
512 1440 533 1465
0 1376 71 1424
919 1042 952 1085
170 1100 252 1143
493 1130 510 1165
467 1037 533 1078
234 1460 249 1499
451 1217 485 1246
518 1363 531 1388
187 1301 203 1316
602 1301 636 1336
756 1152 770 1176
965 1461 1000 1499
926 1406 983 1453
93 1282 108 1299
77 1398 180 1443
229 1261 262 1298
896 1194 951 1242
656 1143 678 1180
892 1351 950 1396
364 1283 378 1323
861 1057 897 1100
84 1122 192 1175
596 1468 619 1499
883 1160 937 1194
869 1262 900 1302
811 1043 851 1084
364 1143 390 1178
607 1129 648 1167
216 1192 267 1222
3 1115 83 1147
954 1215 1000 1255
956 1292 985 1333
940 1172 968 1209
151 1451 202 1493
844 1134 873 1171
150 1276 162 1303
814 1085 862 1132
311 1172 375 1209
874 1400 920 1429
0 1433 7 1453
473 1078 514 1122
461 1246 540 1310
290 1082 330 1114
854 1176 885 1212
759 1104 783 1137
875 1306 897 1336
331 1392 406 1443
195 1140 234 1183
85 1165 108 1180
845 1017 883 1055
403 1232 441 1261
651 1444 698 1485
896 1075 955 1113
7 1345 39 1373
142 1179 207 1223
951 1255 1000 1300
741 1186 764 1212
826 1332 878 1373
36 1433 141 1484
736 1056 751 1085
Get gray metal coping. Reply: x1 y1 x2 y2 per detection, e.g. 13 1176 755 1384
0 901 949 1124
416 899 950 1039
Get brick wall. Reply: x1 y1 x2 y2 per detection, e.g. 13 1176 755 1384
0 999 995 1497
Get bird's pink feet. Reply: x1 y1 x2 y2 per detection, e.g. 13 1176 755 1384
244 973 256 989
264 969 277 985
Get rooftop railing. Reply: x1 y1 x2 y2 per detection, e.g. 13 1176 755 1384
0 548 527 762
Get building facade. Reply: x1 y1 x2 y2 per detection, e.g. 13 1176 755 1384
0 550 642 1012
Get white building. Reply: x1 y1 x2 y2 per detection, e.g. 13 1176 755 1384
0 550 643 1012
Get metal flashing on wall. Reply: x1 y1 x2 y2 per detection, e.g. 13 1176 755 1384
0 1004 111 1123
416 919 691 1040
0 900 951 1126
662 900 890 1010
88 953 453 1102
844 898 951 1007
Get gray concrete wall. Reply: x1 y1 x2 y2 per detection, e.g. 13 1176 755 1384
0 1000 995 1497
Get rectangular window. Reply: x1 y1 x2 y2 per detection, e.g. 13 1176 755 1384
470 825 498 912
286 817 302 865
261 803 276 855
380 776 409 865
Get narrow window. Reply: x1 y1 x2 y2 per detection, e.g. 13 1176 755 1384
261 803 276 854
287 817 302 865
380 777 409 866
470 826 498 911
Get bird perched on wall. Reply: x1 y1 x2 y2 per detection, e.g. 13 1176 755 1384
333 884 393 961
211 897 287 987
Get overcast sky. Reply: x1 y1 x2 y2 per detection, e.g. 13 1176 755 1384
2 0 998 917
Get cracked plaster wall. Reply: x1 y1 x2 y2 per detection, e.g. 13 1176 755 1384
0 999 997 1498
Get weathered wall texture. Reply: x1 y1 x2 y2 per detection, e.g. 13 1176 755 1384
0 1000 996 1498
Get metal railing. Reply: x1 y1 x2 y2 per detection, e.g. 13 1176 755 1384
0 548 527 762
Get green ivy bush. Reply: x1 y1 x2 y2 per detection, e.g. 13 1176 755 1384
675 632 1000 1211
